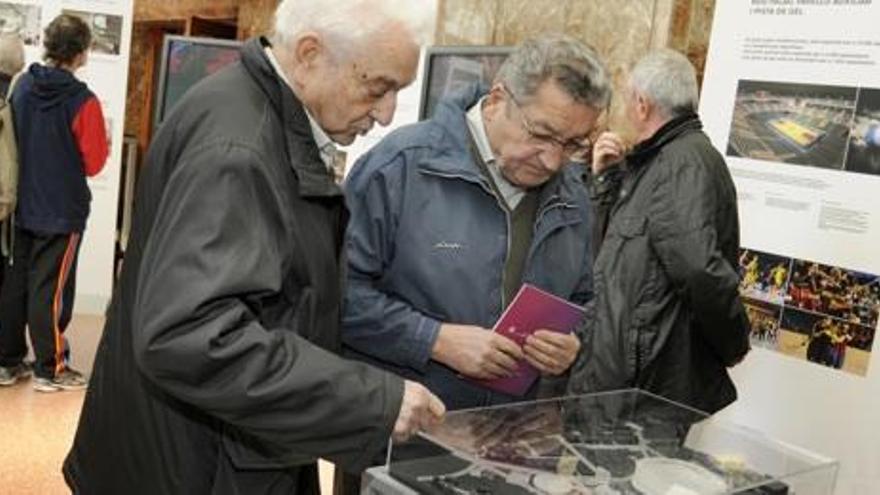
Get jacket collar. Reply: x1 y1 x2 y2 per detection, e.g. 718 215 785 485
418 83 584 209
417 83 488 181
240 37 341 198
627 112 702 169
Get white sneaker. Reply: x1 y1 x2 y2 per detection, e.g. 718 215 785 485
33 368 87 393
0 363 32 386
33 377 60 393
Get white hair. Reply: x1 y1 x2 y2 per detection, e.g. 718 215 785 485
273 0 435 55
629 49 698 119
0 34 24 76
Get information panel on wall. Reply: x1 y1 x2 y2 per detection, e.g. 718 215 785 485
699 1 880 493
2 0 133 313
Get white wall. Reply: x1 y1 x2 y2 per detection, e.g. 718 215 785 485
718 350 879 492
700 1 880 492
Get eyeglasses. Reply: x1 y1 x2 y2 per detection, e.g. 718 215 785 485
502 85 599 159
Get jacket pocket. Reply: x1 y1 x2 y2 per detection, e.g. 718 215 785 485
616 215 646 239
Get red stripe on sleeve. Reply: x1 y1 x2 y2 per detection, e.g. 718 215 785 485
71 96 109 177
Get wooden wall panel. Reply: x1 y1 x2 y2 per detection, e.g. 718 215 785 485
433 0 717 135
125 0 279 149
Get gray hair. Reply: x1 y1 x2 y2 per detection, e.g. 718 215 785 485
629 49 698 118
0 34 24 76
272 0 435 56
495 34 612 110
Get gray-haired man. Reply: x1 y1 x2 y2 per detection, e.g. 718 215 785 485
343 34 611 411
569 49 750 413
63 1 444 493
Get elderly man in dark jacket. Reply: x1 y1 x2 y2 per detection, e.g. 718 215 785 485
63 1 444 494
569 49 750 414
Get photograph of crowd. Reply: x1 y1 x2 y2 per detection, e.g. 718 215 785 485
787 259 879 328
744 299 782 350
738 248 879 376
739 249 791 304
777 308 875 376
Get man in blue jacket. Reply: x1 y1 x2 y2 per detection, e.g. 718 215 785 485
343 35 611 410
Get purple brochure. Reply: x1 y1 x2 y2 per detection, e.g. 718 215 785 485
472 284 585 396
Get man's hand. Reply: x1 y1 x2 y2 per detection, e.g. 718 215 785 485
591 131 627 175
523 330 581 376
392 381 446 442
432 323 524 379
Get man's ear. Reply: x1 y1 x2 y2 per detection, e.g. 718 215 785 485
74 51 88 70
482 83 507 122
635 92 651 122
289 32 327 84
486 83 506 104
292 32 322 66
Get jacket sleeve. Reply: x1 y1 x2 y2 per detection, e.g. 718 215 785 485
645 154 750 366
586 164 623 258
71 96 109 177
132 143 403 470
569 176 596 308
342 151 441 373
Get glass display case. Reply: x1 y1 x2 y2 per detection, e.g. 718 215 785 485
363 389 837 494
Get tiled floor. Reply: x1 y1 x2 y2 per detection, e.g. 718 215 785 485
0 314 101 495
0 314 335 494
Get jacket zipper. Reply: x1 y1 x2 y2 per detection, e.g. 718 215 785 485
534 199 577 230
418 170 495 196
524 201 579 264
501 209 512 309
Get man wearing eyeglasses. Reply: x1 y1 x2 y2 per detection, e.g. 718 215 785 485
342 34 611 411
568 50 750 414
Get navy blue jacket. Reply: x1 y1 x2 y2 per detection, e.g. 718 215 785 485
342 85 593 410
12 63 95 234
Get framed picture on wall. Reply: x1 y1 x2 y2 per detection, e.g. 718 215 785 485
63 9 124 56
418 45 513 120
153 35 242 129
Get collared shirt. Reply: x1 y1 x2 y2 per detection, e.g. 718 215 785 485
465 97 524 209
264 46 337 171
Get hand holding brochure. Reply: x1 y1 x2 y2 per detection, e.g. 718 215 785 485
472 284 585 396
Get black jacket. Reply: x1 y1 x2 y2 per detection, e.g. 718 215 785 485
63 38 403 494
569 114 750 414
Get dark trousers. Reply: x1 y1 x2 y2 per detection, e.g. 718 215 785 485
0 227 81 379
333 468 362 495
0 251 4 313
